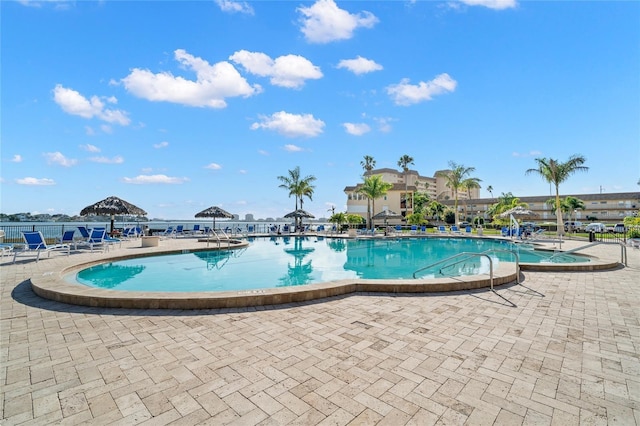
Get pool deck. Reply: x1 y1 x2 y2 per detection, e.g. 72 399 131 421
1 235 639 424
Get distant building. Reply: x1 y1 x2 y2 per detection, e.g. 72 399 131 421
244 214 255 221
442 192 640 223
344 167 480 222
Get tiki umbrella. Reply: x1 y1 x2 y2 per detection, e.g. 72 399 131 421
372 209 402 227
498 206 538 220
284 209 315 230
80 196 147 236
195 206 234 231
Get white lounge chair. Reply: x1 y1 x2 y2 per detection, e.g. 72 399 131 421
13 231 70 263
76 228 108 252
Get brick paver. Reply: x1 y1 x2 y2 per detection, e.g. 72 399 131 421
1 238 639 425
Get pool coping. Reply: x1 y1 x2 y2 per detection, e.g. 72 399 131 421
28 236 621 309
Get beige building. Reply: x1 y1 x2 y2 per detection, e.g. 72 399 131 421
442 192 640 224
344 167 480 222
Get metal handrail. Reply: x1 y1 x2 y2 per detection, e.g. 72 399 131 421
484 249 520 284
413 252 495 291
547 241 627 266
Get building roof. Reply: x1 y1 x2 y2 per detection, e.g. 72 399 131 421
440 192 640 205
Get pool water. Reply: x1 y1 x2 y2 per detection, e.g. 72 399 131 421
69 236 589 292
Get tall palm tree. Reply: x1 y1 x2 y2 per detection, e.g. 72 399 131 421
526 155 588 237
360 155 376 173
277 166 316 228
435 161 478 226
427 201 446 223
357 175 393 229
397 155 414 218
486 185 494 199
461 177 482 220
360 155 376 229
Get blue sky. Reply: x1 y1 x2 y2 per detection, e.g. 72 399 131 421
2 0 639 220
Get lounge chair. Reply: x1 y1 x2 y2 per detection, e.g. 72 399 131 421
394 225 403 235
437 225 448 234
420 225 427 234
450 226 463 235
13 231 70 263
175 225 185 236
76 228 108 252
410 225 418 235
269 225 278 236
465 226 472 234
93 227 122 248
161 226 175 239
57 230 78 249
77 226 91 241
0 230 14 259
190 224 203 235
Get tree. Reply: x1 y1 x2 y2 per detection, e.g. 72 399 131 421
360 155 376 173
427 201 446 223
277 166 316 228
526 155 588 236
488 192 528 224
461 177 482 219
486 185 494 199
357 175 393 229
360 155 376 230
548 196 586 232
397 155 414 218
435 161 478 226
329 212 347 233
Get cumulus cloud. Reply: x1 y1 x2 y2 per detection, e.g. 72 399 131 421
343 122 371 136
215 0 254 14
80 144 100 152
153 141 169 149
16 177 55 185
298 0 379 44
205 163 222 170
375 117 394 133
512 150 542 158
11 155 23 163
121 174 189 184
230 50 323 89
121 49 261 108
458 0 517 10
284 144 303 152
44 151 77 167
89 156 124 164
337 56 383 75
251 111 325 138
52 85 131 125
386 74 457 106
258 149 270 156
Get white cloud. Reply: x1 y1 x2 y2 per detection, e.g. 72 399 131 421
284 144 303 152
337 56 383 75
251 111 325 138
121 49 262 108
121 174 189 184
11 155 23 163
298 0 379 44
205 163 222 170
375 117 394 133
343 122 371 136
214 0 254 15
80 144 100 152
15 177 55 186
230 50 323 89
386 74 457 106
85 126 96 136
512 150 542 158
153 141 169 149
43 151 77 167
458 0 517 10
89 156 124 164
258 149 270 156
238 169 247 174
52 85 131 125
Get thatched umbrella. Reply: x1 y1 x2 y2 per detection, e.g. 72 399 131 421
80 196 147 236
195 206 234 231
372 209 402 227
284 209 315 231
499 206 538 220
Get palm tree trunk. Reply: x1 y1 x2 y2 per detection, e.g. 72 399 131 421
555 185 564 238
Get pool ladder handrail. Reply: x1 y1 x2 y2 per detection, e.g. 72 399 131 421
412 249 522 290
412 252 495 291
205 229 232 249
547 240 627 266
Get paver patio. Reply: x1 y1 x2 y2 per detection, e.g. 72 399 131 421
1 237 639 425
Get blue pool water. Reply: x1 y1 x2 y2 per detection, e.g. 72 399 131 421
69 236 589 292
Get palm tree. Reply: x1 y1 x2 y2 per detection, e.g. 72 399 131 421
360 155 376 173
397 155 414 218
488 192 528 223
277 166 316 228
435 161 478 226
427 201 446 223
548 196 586 232
357 175 393 229
526 155 588 237
486 185 494 199
360 155 376 229
461 177 482 220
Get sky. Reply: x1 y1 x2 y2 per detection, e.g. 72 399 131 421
1 0 639 221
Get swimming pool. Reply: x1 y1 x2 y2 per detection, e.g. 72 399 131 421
68 236 589 292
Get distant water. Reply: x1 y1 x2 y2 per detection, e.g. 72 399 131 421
0 220 329 240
